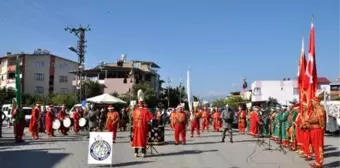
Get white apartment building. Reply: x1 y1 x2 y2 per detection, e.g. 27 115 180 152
0 49 78 96
251 78 331 105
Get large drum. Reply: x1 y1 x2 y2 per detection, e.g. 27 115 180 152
79 118 87 127
148 124 165 145
52 119 61 130
63 117 73 128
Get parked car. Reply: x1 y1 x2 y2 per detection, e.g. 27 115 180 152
23 107 32 127
68 104 85 118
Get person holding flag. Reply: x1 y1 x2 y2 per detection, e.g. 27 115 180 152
11 99 25 143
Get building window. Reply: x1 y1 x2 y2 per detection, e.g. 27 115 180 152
293 87 299 95
35 86 44 94
330 85 340 91
36 61 44 68
253 87 261 95
59 76 68 83
35 73 44 81
60 88 68 94
60 63 68 70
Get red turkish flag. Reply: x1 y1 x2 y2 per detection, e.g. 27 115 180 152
297 38 306 113
304 20 318 115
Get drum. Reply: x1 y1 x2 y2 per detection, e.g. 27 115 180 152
148 125 165 145
52 119 61 130
79 118 87 127
63 117 74 128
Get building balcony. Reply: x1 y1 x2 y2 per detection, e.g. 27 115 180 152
7 65 16 72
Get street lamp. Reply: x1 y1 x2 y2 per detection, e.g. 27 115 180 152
68 45 84 102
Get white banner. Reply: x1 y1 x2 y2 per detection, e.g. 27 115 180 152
88 132 113 165
187 69 194 120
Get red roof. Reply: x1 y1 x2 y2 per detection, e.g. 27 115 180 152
317 77 331 84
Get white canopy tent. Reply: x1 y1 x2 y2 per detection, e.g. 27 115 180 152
86 93 126 104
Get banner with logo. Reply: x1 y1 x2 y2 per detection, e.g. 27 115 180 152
88 132 113 165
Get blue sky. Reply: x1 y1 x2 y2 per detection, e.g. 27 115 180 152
0 0 339 98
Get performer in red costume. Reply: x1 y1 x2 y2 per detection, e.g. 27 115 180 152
201 106 210 132
57 104 69 135
73 107 81 134
190 109 201 137
29 101 41 140
305 97 326 168
174 105 187 145
132 90 152 157
11 103 25 143
237 105 247 134
249 106 260 137
106 105 120 142
45 105 55 137
213 107 221 132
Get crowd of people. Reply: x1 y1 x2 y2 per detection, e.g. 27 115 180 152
5 93 326 168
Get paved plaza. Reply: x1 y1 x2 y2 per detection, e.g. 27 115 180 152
0 125 339 168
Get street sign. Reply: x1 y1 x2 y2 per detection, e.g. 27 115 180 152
88 132 113 165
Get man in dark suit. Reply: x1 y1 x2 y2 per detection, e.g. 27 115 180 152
221 104 234 143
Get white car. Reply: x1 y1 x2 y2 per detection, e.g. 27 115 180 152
68 104 85 118
23 107 32 127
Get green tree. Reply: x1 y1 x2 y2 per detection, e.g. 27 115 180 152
131 82 158 108
267 97 278 107
212 98 226 108
78 80 103 99
0 87 16 105
50 94 77 108
193 95 200 101
225 96 247 109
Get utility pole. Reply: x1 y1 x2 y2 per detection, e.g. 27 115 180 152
65 25 91 102
179 78 182 104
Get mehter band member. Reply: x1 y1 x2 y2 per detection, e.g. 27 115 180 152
174 105 187 145
212 107 221 132
190 108 201 138
201 106 210 132
305 97 326 168
237 105 247 134
73 107 81 134
45 105 55 137
132 90 152 157
11 102 25 143
29 101 41 140
106 105 119 142
57 104 69 135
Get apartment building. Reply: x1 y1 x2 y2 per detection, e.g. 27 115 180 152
251 77 331 104
0 49 78 96
71 56 161 96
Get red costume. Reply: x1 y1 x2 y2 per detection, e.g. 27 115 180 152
73 109 80 133
106 105 120 142
238 110 247 134
201 108 210 132
174 106 187 144
301 105 312 160
57 105 69 135
249 110 259 136
170 111 176 130
212 109 221 132
294 111 304 154
29 102 40 140
12 107 25 142
190 111 201 137
45 105 55 136
132 104 151 149
305 97 326 168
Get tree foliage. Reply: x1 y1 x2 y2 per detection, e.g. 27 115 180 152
77 80 103 100
267 97 278 107
0 87 16 105
212 96 248 109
